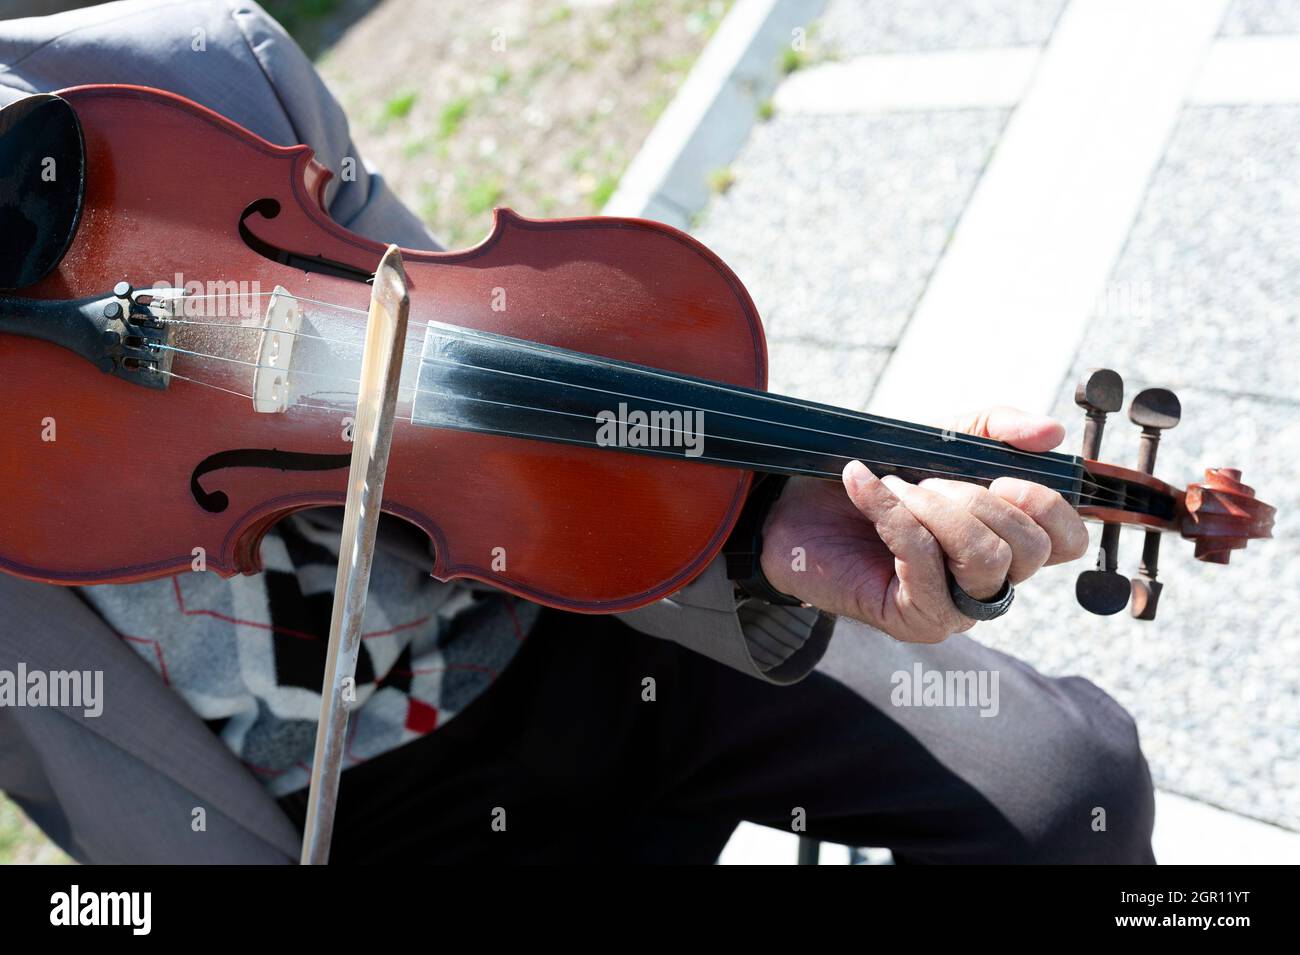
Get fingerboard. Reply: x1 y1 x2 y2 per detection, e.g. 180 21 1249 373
410 322 1086 504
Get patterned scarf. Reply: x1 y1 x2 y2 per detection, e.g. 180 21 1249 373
80 511 538 796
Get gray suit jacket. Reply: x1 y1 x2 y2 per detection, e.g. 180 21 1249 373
0 0 830 862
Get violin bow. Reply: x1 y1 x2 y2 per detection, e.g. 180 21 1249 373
299 245 410 865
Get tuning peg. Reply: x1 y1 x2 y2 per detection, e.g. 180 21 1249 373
1129 387 1181 472
1077 564 1132 616
1129 536 1163 620
1074 368 1123 459
1074 369 1129 614
1126 388 1181 620
1075 518 1130 616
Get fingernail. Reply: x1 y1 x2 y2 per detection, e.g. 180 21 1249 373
843 460 873 491
1028 412 1061 432
1022 412 1066 441
880 474 908 494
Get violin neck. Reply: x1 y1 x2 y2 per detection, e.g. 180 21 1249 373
410 322 1088 505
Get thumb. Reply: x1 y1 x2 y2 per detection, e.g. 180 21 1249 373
950 405 1065 452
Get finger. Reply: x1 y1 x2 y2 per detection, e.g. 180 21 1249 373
841 461 949 601
949 405 1065 452
989 476 1090 564
920 479 1053 584
882 475 1012 599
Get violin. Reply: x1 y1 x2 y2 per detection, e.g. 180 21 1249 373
0 85 1277 622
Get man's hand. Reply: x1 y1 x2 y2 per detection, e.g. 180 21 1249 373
758 407 1090 643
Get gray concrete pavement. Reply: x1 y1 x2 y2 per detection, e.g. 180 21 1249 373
820 0 1066 54
1222 0 1300 36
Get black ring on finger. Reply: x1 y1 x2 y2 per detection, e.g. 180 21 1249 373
946 569 1015 621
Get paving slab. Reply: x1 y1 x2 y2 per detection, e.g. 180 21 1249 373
761 340 890 409
695 110 1008 356
1221 0 1300 36
1069 105 1300 405
819 0 1067 55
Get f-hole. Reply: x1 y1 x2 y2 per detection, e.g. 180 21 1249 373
191 448 352 513
238 198 376 284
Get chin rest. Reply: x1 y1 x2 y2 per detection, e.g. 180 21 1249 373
0 93 85 292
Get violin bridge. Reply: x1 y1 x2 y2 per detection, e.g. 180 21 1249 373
252 285 302 413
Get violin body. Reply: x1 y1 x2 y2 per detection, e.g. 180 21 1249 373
2 85 763 611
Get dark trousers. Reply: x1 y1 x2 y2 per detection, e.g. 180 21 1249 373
281 610 1156 864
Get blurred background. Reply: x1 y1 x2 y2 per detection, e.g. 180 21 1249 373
2 0 1297 864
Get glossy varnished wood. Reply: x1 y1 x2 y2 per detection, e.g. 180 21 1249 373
0 85 765 611
1079 459 1275 564
1078 459 1180 532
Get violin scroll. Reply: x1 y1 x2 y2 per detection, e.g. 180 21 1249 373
1179 467 1276 565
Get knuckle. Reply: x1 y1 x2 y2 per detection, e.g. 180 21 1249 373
958 531 1009 576
1020 484 1058 516
1004 480 1058 520
1064 517 1091 559
931 478 976 502
990 538 1014 573
913 526 941 557
1026 526 1053 567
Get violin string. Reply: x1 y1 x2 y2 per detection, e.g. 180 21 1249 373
149 294 1133 505
156 290 1081 471
155 367 258 402
152 361 1128 509
154 300 1104 488
159 365 1121 504
418 348 1112 496
153 323 1124 504
151 290 370 315
148 337 1108 496
402 382 1129 507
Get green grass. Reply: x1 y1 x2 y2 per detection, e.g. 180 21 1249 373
464 179 504 216
383 90 418 121
438 96 472 140
708 166 736 194
590 174 619 210
545 3 574 25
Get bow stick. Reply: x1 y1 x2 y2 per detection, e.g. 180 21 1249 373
300 245 410 865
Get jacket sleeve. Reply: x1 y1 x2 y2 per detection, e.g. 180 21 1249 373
616 557 835 684
0 0 435 250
